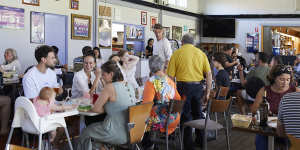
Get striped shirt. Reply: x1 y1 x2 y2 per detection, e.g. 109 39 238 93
278 92 300 138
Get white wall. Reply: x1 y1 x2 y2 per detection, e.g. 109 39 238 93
142 0 201 14
201 18 300 64
201 0 298 15
0 0 94 72
98 0 197 50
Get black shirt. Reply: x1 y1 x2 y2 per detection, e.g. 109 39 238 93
146 45 153 58
216 69 230 87
224 54 234 74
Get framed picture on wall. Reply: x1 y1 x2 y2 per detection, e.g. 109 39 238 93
172 26 182 41
71 14 91 40
22 0 40 6
163 27 170 39
150 16 157 31
141 11 147 25
70 0 79 10
30 11 45 44
99 6 112 18
98 19 112 48
0 6 24 30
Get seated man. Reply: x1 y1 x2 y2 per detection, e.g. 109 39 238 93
73 46 92 72
23 45 62 99
277 92 300 139
237 52 270 114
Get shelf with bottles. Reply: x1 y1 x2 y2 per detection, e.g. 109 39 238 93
200 43 239 53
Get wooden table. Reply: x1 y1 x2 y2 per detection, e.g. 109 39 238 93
232 121 277 150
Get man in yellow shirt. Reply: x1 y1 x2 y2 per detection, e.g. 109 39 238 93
167 33 212 150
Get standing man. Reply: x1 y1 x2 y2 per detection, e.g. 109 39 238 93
223 45 239 75
167 33 212 150
23 45 63 99
153 23 172 67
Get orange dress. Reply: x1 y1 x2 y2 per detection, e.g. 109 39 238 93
143 75 181 135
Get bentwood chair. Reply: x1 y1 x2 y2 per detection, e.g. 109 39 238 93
183 97 232 150
287 134 300 150
103 102 153 150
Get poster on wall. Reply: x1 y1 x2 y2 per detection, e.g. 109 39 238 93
246 33 259 53
30 12 45 44
163 27 170 39
98 19 112 48
172 26 182 41
70 0 79 10
71 14 91 40
150 16 157 31
126 25 144 41
22 0 39 6
0 6 24 30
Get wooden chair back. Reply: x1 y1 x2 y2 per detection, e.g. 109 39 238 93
169 99 185 114
128 102 153 144
6 144 31 150
288 134 300 150
217 86 229 98
209 98 231 113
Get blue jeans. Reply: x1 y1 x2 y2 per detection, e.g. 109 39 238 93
256 134 268 150
177 82 204 150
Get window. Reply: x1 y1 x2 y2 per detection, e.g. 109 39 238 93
168 0 187 8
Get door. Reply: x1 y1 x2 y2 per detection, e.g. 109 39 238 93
45 14 68 65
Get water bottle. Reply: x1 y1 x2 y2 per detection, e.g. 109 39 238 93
259 90 268 126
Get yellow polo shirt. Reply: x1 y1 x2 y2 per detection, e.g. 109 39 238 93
167 44 211 81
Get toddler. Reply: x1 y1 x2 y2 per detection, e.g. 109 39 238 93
33 87 76 142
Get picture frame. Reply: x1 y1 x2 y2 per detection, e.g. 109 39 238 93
70 0 79 10
172 26 182 41
71 14 91 40
141 11 147 25
0 6 24 30
163 27 170 39
126 25 144 41
22 0 39 6
30 11 45 44
150 16 157 31
99 6 112 18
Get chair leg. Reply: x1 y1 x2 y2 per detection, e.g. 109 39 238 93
166 131 169 150
5 128 14 149
38 133 42 150
178 127 183 150
203 129 207 150
224 114 230 150
64 127 74 150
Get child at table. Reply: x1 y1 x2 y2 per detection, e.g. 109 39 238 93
33 87 77 142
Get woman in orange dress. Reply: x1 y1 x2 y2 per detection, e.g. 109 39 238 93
142 55 181 149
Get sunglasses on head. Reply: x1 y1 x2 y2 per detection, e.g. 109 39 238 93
280 65 292 73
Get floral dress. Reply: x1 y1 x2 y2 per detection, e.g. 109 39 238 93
143 75 181 135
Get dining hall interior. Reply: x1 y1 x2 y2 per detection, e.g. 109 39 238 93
1 0 300 150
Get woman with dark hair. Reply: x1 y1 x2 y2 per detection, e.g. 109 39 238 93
146 38 154 58
93 47 102 68
212 52 230 99
251 64 300 150
76 60 136 150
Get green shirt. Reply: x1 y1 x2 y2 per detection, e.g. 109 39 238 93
246 65 270 86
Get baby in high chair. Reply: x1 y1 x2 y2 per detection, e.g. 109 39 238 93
33 87 77 142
